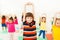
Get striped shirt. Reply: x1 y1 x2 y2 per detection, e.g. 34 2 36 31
23 21 37 40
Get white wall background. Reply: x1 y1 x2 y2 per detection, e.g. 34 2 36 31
0 0 60 33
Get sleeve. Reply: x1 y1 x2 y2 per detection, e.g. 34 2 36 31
5 22 9 27
14 19 18 24
22 21 26 29
23 21 27 25
5 19 9 24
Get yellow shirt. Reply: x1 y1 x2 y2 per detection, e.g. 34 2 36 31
40 22 46 30
52 25 60 40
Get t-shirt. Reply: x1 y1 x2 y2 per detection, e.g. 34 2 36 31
6 22 15 32
23 21 36 40
40 22 46 30
2 18 6 24
52 25 60 40
6 19 18 32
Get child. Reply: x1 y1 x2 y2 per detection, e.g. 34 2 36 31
14 16 19 32
6 17 17 40
1 15 7 31
39 16 46 39
23 12 36 40
52 18 60 40
21 13 24 22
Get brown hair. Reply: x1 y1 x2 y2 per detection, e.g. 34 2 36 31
9 17 13 21
2 15 6 19
41 17 46 22
14 16 17 19
55 18 60 25
25 12 34 20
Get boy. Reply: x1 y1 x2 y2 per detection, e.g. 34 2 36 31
23 12 36 40
1 15 7 31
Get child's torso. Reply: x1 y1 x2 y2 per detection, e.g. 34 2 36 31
40 22 46 30
52 25 60 40
2 18 6 24
23 21 36 39
6 22 15 32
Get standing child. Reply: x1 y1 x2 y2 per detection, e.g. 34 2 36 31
52 13 60 40
14 16 19 40
52 18 60 40
6 17 17 40
39 16 46 39
14 16 18 32
1 15 7 31
23 12 36 40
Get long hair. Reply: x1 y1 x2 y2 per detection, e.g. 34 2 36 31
55 18 60 25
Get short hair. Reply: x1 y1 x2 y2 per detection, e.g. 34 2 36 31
25 12 34 19
42 17 46 19
14 16 17 19
2 15 6 19
56 18 60 20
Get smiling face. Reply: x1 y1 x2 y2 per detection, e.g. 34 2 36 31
25 12 34 23
8 19 13 23
26 17 33 23
42 17 46 22
8 17 13 23
55 18 60 27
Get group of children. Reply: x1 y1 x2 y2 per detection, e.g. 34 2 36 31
0 15 18 40
22 12 60 40
0 12 60 40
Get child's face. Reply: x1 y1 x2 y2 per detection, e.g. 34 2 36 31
56 19 60 27
26 17 33 23
42 17 46 22
8 19 13 23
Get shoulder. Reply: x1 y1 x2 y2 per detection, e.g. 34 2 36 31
6 22 9 24
23 21 28 25
32 21 35 25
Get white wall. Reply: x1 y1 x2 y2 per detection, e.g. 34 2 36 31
0 0 60 33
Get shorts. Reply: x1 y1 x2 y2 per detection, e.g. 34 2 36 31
2 24 6 27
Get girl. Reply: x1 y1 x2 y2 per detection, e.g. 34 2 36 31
23 12 36 40
52 13 60 40
6 17 17 40
14 16 19 33
52 18 60 40
39 16 46 39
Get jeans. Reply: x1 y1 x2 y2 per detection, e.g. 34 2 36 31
39 30 45 39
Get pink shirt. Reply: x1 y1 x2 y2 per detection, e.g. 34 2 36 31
14 19 18 24
6 19 18 33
